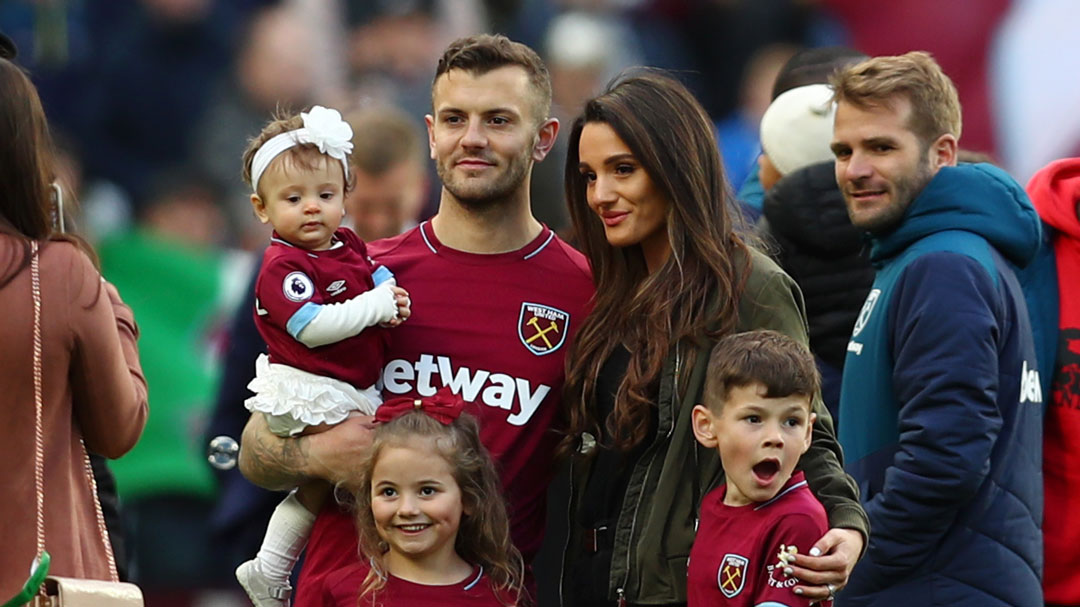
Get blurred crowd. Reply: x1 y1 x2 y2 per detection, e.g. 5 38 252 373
2 0 1078 605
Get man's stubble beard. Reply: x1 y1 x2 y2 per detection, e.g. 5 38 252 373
437 150 533 211
853 158 935 235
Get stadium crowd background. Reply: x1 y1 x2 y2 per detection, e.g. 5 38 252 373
2 0 1077 605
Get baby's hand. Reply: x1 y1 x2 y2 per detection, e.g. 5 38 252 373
384 286 411 327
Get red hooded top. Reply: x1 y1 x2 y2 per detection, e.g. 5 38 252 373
1026 158 1080 604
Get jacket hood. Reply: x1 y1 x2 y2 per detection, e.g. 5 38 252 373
870 163 1041 268
1026 157 1080 239
763 161 864 256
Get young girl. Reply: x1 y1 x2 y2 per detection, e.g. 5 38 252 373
235 105 411 607
322 392 524 606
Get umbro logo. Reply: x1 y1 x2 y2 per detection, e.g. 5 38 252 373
328 279 347 297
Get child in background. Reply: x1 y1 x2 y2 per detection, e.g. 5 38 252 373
235 105 411 606
689 330 831 607
323 391 524 606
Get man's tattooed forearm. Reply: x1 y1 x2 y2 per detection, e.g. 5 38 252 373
240 423 309 490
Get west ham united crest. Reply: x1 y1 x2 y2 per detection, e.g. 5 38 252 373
518 302 569 356
718 553 749 598
851 288 881 337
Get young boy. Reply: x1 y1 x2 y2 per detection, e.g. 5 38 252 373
689 330 831 607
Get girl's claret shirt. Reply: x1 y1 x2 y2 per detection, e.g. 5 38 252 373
323 562 511 606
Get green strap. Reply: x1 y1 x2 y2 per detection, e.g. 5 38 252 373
1 551 50 607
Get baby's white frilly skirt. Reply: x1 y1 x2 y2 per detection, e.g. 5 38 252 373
244 353 380 436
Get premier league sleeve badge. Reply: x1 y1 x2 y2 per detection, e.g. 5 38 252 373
283 271 315 302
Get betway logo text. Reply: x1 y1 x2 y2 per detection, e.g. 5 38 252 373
381 355 550 426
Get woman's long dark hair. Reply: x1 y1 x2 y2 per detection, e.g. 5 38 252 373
0 57 93 288
563 71 751 452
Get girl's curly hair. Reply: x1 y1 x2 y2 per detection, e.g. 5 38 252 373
352 410 524 606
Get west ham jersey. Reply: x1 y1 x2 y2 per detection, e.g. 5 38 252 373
254 229 388 389
323 563 512 606
688 472 831 607
294 222 594 606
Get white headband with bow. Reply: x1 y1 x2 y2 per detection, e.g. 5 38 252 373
250 105 354 193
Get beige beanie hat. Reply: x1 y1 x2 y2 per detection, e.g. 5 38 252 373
759 83 837 176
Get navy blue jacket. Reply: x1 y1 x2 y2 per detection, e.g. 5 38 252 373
837 164 1044 606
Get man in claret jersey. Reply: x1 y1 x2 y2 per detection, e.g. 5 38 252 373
238 34 593 606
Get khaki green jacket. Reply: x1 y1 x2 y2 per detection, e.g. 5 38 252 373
562 248 869 606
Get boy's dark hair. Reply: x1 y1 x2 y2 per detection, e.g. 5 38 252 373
702 330 820 411
432 33 552 121
771 46 868 100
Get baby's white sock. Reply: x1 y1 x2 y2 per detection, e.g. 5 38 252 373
255 491 316 584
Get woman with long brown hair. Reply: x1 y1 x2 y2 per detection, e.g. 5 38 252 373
560 71 867 606
0 53 148 596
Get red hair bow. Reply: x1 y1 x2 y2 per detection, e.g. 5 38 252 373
375 388 466 425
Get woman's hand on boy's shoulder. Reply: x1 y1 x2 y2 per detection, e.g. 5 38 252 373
786 528 864 602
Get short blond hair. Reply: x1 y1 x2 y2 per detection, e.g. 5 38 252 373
830 51 962 147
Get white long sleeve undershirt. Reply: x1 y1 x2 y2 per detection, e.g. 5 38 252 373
292 282 397 348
